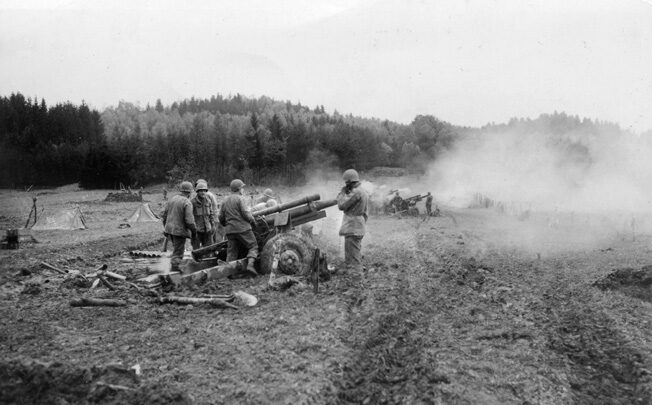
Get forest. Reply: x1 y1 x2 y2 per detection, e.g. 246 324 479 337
0 91 639 189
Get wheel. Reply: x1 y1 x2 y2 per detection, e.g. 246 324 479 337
259 232 315 276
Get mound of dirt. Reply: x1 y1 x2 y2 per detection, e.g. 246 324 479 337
366 166 409 177
0 360 192 405
104 192 142 202
593 265 652 302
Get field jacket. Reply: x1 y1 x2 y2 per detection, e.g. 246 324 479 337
337 184 369 237
161 194 196 238
190 194 214 233
206 191 219 214
218 193 256 235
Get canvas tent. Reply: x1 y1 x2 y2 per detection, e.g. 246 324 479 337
127 203 160 223
31 207 87 231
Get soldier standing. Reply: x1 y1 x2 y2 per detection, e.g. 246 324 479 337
425 192 433 216
190 180 214 249
337 169 369 273
391 191 403 217
196 178 222 242
218 179 259 277
160 181 197 272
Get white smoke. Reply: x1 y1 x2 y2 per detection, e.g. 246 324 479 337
424 130 652 214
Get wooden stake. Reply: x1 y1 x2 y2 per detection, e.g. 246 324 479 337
41 261 67 274
70 298 127 307
98 275 116 291
157 296 238 309
104 271 126 281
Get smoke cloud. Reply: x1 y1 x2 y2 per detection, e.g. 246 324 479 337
424 130 652 214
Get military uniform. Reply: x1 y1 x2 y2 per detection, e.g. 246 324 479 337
425 193 433 216
218 193 258 263
337 182 369 271
161 192 196 272
205 190 223 241
190 193 214 249
391 194 403 214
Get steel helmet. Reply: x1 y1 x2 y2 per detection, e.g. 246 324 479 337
195 180 208 191
180 181 194 193
263 188 274 198
196 178 208 187
342 169 359 183
230 179 245 192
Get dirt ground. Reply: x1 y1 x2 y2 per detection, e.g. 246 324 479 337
1 186 651 404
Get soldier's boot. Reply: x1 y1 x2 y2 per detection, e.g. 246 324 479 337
245 258 259 277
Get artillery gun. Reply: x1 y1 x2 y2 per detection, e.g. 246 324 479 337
399 194 424 216
185 193 336 281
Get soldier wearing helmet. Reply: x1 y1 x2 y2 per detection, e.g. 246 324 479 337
336 169 369 273
160 181 198 272
252 188 278 211
425 192 434 216
190 180 215 249
195 178 222 242
218 179 259 277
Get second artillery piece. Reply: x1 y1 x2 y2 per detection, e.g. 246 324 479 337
400 194 425 216
183 193 337 282
384 193 425 216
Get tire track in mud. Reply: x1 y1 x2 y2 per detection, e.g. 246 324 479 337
473 247 652 404
329 223 451 404
328 214 652 404
538 281 652 404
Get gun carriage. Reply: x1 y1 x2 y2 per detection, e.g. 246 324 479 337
187 193 336 278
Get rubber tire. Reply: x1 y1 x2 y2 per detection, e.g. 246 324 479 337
259 232 314 275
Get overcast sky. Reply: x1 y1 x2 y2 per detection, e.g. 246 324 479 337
1 0 651 133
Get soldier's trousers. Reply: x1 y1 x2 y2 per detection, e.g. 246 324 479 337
344 235 363 270
191 231 213 250
226 230 259 262
170 235 188 272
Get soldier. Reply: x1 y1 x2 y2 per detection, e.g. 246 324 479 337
160 181 197 272
391 191 403 216
425 192 433 216
336 169 369 273
190 180 214 249
252 188 278 211
195 178 222 242
218 179 259 277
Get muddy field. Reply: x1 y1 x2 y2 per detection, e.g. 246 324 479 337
1 186 651 404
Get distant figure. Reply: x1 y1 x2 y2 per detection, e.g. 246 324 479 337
162 189 168 201
337 169 369 273
160 181 197 272
190 180 214 249
425 192 433 216
391 192 403 216
218 179 259 277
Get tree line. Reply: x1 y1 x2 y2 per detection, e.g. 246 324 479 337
0 93 103 187
0 92 457 188
1 92 635 189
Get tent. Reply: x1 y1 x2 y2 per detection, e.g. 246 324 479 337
127 203 160 223
31 207 87 231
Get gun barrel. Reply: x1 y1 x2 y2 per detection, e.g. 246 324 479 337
255 199 337 227
252 193 321 217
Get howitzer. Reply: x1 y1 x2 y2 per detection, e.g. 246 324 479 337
189 194 337 278
404 194 424 204
398 194 425 216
